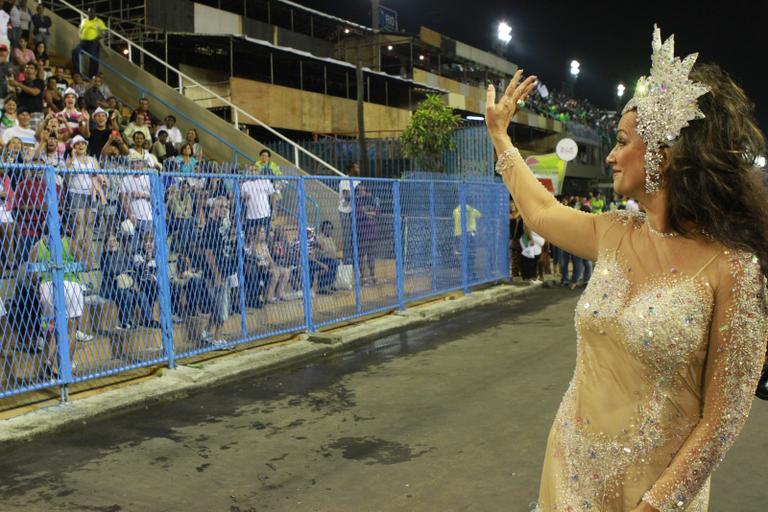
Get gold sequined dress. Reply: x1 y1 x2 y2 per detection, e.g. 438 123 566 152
496 152 767 512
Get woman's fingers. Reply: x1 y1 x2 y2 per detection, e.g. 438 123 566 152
504 69 523 98
486 84 496 114
511 76 538 104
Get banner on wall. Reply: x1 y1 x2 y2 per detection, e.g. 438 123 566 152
525 153 567 194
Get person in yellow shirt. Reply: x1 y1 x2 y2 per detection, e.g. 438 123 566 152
71 8 107 79
452 203 482 280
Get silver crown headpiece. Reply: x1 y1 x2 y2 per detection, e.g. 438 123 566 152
622 25 710 193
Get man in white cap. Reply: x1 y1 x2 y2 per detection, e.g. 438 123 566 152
88 106 123 157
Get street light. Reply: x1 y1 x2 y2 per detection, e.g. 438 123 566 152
617 83 625 98
497 22 512 44
569 60 580 77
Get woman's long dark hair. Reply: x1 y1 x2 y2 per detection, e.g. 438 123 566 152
665 63 768 276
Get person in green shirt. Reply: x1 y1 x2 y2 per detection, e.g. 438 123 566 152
71 8 107 78
30 232 91 377
589 191 605 214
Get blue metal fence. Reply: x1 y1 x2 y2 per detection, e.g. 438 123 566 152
0 158 509 402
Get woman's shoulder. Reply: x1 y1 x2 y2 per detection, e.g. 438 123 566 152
596 209 646 230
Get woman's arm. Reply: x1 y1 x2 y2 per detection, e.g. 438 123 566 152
642 252 767 511
486 72 598 260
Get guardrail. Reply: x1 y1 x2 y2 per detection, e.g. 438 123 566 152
0 158 510 403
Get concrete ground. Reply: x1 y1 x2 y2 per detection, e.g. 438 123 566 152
0 287 765 511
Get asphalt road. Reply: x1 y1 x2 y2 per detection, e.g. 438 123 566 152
0 287 765 511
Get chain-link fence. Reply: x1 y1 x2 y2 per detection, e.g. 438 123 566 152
0 157 509 401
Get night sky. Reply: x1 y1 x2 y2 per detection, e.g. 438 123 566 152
299 0 768 132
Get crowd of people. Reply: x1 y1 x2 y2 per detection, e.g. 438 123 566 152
524 82 618 143
510 191 637 286
0 7 370 379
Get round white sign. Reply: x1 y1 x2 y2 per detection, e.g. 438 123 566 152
556 138 578 162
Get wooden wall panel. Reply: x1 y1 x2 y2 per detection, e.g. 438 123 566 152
231 77 410 135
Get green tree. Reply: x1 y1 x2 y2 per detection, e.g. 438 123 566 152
400 94 460 172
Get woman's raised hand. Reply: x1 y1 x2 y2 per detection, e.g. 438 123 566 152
485 70 537 144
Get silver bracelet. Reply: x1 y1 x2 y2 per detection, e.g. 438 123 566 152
495 147 522 174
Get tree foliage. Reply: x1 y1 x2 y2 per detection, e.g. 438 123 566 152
400 95 460 172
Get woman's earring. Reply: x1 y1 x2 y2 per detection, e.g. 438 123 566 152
644 148 663 194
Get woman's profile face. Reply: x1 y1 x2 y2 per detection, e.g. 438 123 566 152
606 111 647 198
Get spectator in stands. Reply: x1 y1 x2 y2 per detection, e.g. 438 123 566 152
128 131 160 170
0 7 9 49
43 76 62 112
338 161 359 265
132 97 157 131
14 163 60 271
11 36 34 68
94 73 112 100
30 228 92 378
53 67 67 94
120 160 153 236
174 142 198 174
0 160 13 269
16 0 30 43
167 179 194 252
170 252 207 320
9 62 43 114
257 148 281 177
200 200 231 347
99 231 150 330
66 135 105 263
72 8 106 78
31 4 51 48
56 87 89 138
355 184 378 285
71 72 87 98
0 44 11 99
2 106 33 150
32 41 47 69
150 129 177 164
241 166 275 244
104 95 125 130
89 107 123 157
155 115 182 147
123 111 151 146
83 73 108 111
0 95 16 137
8 0 21 48
34 131 64 165
244 227 271 307
38 115 70 155
315 220 339 295
132 233 160 328
185 127 202 160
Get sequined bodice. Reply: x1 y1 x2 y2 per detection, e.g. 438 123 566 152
576 252 714 374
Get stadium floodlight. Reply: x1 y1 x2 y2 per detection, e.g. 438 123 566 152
617 83 626 98
497 22 512 44
570 60 580 77
466 115 485 121
419 54 425 61
344 28 350 34
387 45 393 51
757 155 767 168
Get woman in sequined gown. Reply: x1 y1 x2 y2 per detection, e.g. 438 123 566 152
485 66 768 511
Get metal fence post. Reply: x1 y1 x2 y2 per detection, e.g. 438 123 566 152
44 165 71 400
232 177 248 339
459 184 470 294
392 181 404 309
150 172 175 369
297 178 314 332
349 179 362 314
429 182 437 293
